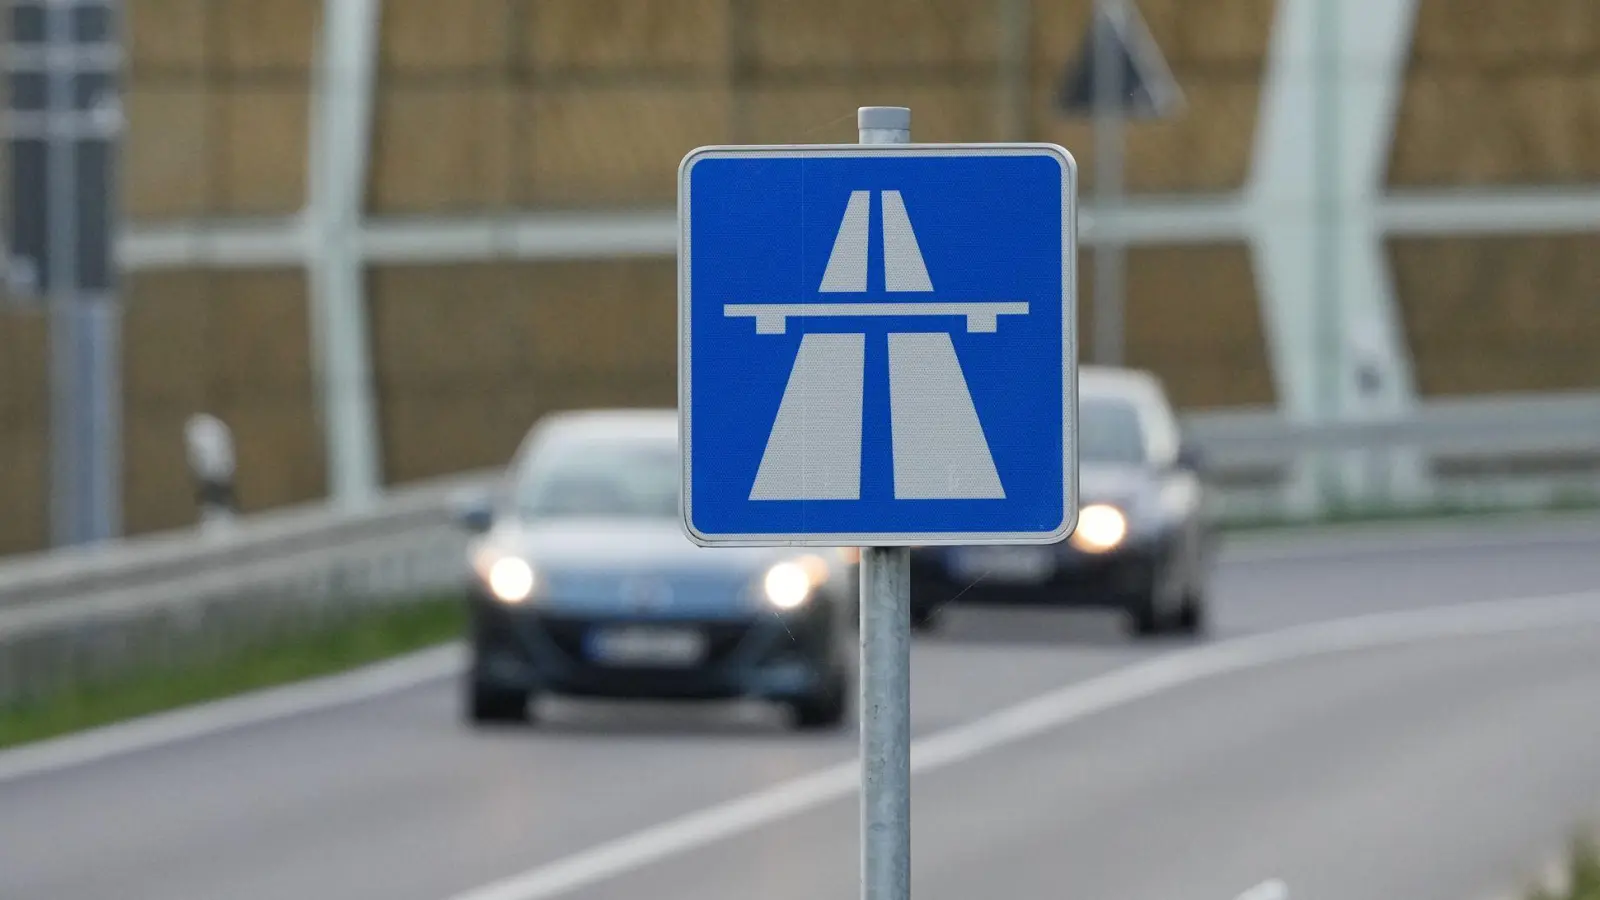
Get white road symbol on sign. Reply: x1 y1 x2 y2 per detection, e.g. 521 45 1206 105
725 190 1029 503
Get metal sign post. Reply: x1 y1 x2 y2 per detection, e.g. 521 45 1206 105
1057 0 1182 368
5 0 124 546
677 105 1077 900
855 109 914 900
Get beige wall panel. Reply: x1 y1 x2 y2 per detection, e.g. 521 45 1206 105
122 271 211 414
371 260 675 382
213 87 310 215
127 0 209 73
523 0 729 74
518 260 676 374
370 259 677 483
224 403 326 515
1391 0 1600 186
369 85 514 213
215 0 319 74
1031 0 1275 71
0 310 49 553
0 428 48 555
369 264 539 383
378 391 544 483
207 271 317 401
519 86 730 206
1030 0 1270 192
1160 0 1277 67
0 310 47 431
122 87 212 219
1391 235 1600 395
1081 243 1276 409
1389 71 1600 186
745 0 1000 71
1409 0 1599 65
1033 79 1260 192
121 411 194 535
380 0 511 73
121 270 324 536
744 84 999 144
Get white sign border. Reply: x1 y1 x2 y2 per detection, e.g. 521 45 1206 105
677 142 1079 548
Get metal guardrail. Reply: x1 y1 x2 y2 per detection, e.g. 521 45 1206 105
1 393 1597 704
1187 393 1600 467
0 468 497 613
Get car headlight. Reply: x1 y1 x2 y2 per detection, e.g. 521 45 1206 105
1069 503 1127 553
762 555 832 610
473 548 538 604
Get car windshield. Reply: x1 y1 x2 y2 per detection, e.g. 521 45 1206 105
513 435 679 519
1079 395 1147 465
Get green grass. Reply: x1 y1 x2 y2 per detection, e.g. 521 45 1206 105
1532 835 1600 900
0 597 465 752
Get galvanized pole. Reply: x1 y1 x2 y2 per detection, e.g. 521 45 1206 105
44 0 83 546
19 0 122 546
856 104 913 900
1091 0 1126 366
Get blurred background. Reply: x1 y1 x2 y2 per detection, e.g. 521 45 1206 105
2 0 1596 558
2 4 1600 899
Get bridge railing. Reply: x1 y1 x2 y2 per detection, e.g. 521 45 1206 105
1 392 1597 706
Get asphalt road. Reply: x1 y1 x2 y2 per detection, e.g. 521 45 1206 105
3 516 1600 900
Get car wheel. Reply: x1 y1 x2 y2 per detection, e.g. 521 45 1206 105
1175 588 1208 637
466 681 532 726
1124 591 1167 638
789 669 849 731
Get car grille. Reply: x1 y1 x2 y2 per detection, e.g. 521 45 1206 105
533 616 755 667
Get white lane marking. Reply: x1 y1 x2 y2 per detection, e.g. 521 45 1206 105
1235 878 1289 900
446 589 1600 900
1483 851 1571 900
0 644 463 784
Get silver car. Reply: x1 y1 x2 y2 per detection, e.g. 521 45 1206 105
454 409 858 729
908 366 1219 637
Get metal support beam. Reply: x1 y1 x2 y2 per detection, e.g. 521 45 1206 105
305 0 384 509
1248 0 1428 515
995 0 1031 141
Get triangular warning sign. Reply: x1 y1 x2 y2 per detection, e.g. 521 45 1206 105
1056 2 1183 119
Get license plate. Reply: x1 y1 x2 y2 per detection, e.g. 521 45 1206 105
950 546 1056 583
585 626 707 667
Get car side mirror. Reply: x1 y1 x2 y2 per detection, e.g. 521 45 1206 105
451 489 495 534
1175 440 1204 473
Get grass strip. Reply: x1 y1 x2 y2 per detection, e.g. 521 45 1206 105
1532 835 1600 900
0 596 464 752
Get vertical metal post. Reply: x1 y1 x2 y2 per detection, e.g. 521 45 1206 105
20 0 122 546
995 0 1031 141
856 105 913 900
1312 0 1343 512
1091 0 1126 367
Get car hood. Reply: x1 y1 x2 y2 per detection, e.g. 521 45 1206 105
484 518 800 574
1078 462 1158 507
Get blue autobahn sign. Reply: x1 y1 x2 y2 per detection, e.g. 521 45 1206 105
678 144 1079 547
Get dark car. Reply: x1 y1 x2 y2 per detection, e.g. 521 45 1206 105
453 409 856 730
908 366 1218 638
